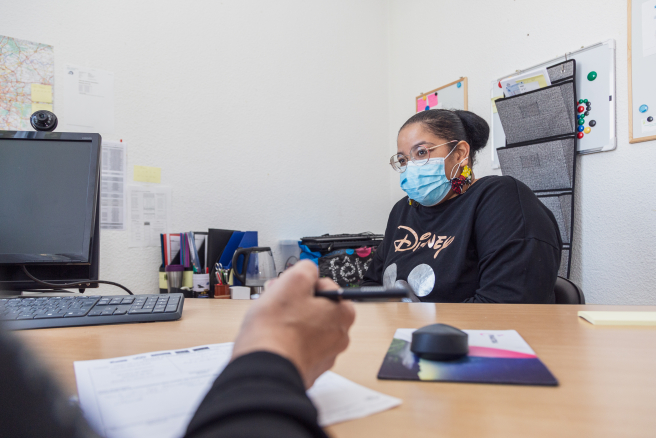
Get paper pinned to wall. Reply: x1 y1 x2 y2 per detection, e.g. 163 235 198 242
134 165 162 183
30 83 52 103
61 65 115 134
31 103 53 112
416 98 425 112
642 1 656 58
128 185 171 247
100 140 127 230
500 67 551 97
427 93 438 107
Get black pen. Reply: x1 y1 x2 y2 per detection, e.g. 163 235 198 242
315 286 409 301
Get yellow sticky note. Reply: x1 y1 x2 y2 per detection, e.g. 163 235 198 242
578 311 656 326
31 84 53 103
134 165 162 183
31 103 53 113
491 96 503 114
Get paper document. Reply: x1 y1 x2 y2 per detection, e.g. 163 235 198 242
127 185 170 247
642 1 656 58
75 343 402 438
500 67 551 97
578 311 656 326
100 141 126 230
62 65 115 133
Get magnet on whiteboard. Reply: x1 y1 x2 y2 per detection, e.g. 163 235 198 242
584 127 591 134
577 132 584 139
577 105 585 113
425 105 430 111
578 125 584 132
457 82 462 88
587 71 597 81
498 81 502 88
649 116 654 122
639 105 648 113
589 120 597 127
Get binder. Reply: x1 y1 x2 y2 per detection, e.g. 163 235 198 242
495 60 578 278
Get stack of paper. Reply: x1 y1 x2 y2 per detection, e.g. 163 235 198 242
74 343 401 438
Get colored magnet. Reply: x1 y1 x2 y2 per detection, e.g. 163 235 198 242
457 82 462 88
498 81 502 88
584 111 589 116
639 104 648 113
577 132 584 139
577 105 585 113
583 99 589 104
425 105 430 111
587 71 597 81
584 127 591 134
649 116 654 122
577 125 584 132
589 120 596 127
578 99 584 104
578 119 585 125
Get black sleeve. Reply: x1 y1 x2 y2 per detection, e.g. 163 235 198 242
0 327 102 438
185 351 328 438
464 178 561 304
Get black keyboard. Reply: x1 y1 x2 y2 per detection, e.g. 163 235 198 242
0 293 184 330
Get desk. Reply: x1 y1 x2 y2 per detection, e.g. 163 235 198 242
16 301 656 438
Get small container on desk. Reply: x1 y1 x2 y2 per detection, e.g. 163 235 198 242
214 284 230 299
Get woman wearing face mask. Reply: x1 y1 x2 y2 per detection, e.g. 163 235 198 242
362 109 562 303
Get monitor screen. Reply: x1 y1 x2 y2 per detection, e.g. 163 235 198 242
0 134 100 264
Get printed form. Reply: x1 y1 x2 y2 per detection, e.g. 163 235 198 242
100 141 126 230
127 185 170 247
75 343 402 438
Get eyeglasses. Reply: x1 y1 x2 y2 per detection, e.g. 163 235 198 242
389 140 458 173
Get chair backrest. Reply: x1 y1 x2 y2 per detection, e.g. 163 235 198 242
554 276 585 304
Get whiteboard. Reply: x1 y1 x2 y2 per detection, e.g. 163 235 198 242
629 0 656 143
491 40 616 168
416 78 467 113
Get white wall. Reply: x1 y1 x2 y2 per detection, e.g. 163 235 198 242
386 0 656 305
0 0 391 295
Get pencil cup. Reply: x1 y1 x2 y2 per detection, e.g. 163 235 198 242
165 265 184 294
214 284 230 299
192 273 210 298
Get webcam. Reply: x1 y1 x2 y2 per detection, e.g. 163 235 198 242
30 110 58 132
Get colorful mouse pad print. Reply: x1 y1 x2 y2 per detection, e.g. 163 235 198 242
377 329 558 386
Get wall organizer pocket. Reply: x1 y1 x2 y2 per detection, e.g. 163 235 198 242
495 60 578 278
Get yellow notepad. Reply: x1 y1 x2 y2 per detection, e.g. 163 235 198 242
578 311 656 326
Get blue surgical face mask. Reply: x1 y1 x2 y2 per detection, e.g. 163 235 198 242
399 148 458 207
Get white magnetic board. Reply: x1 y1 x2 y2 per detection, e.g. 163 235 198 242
491 40 617 168
416 78 467 113
629 0 656 143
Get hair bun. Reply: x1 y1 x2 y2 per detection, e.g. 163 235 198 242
454 110 489 152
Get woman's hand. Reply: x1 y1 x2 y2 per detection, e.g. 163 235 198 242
231 260 356 388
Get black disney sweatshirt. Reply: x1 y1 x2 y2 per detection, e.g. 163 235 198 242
363 176 561 303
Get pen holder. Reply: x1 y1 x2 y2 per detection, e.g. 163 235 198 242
214 284 230 299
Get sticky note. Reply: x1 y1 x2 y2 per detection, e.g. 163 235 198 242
134 165 162 183
427 93 438 108
31 103 53 113
578 311 656 326
491 96 503 114
416 98 424 112
31 84 53 103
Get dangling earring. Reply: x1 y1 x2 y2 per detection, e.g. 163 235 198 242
450 165 472 194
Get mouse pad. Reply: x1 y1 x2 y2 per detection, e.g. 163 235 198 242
377 329 558 386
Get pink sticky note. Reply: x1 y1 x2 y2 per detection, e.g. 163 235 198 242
427 93 438 108
417 98 425 112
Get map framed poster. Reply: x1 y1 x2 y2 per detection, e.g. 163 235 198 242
0 35 54 130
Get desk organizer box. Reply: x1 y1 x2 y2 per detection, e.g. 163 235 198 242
495 60 578 278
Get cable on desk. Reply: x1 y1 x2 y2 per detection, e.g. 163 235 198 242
20 266 134 295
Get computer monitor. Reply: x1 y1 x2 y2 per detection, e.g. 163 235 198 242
0 131 101 294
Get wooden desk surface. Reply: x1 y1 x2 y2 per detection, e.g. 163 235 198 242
16 300 656 438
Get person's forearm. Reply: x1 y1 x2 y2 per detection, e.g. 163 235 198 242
185 351 328 438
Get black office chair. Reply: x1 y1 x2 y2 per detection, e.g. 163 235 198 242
554 276 585 304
